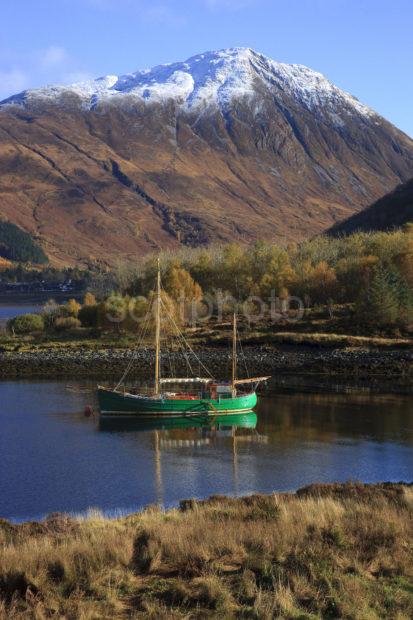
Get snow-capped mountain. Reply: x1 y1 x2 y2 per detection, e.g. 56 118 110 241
2 48 374 119
0 48 412 266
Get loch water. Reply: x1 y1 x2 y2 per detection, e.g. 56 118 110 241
1 378 412 522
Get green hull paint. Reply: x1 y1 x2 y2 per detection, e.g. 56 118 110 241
98 389 257 418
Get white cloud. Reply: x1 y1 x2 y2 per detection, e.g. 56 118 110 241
61 70 94 84
0 46 90 101
36 46 69 70
0 69 29 100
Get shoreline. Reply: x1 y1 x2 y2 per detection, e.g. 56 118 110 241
1 342 412 381
3 481 413 527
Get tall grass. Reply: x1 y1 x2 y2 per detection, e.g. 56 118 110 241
1 482 413 618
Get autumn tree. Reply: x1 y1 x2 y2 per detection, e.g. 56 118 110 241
250 243 295 299
162 261 202 303
64 298 81 317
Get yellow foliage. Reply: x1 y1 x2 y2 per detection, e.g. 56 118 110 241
83 292 97 306
65 298 81 317
163 261 202 303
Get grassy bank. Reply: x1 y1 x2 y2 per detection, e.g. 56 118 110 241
1 326 412 352
1 483 413 619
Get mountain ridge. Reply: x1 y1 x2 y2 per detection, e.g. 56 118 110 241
328 177 413 235
0 47 413 266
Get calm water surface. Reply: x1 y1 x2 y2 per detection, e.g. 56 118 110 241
1 379 413 521
0 303 42 321
0 294 82 323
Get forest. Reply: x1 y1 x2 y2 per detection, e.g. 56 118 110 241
0 222 48 264
7 226 413 338
106 226 413 333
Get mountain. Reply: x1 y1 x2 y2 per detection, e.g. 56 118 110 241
328 177 413 235
1 47 413 266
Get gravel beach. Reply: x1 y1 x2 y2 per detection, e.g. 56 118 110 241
1 344 412 381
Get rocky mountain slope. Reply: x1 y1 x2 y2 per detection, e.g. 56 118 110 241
1 47 413 266
329 177 413 235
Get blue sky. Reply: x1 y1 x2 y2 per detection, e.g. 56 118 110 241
1 0 412 136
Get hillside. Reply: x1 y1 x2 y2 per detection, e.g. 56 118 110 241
1 48 413 266
328 177 413 235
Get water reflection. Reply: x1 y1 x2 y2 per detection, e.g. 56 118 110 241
258 393 413 445
99 412 263 505
98 411 257 432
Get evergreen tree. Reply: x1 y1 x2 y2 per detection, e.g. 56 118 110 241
388 268 413 328
357 266 399 327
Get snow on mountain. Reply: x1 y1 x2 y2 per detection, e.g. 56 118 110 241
0 47 375 122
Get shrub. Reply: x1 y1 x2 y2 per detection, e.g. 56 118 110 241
83 292 97 306
54 316 81 331
132 530 162 574
41 299 60 329
8 313 44 334
63 299 81 317
78 304 99 328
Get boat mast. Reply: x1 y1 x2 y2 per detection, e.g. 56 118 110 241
232 312 237 390
154 258 161 395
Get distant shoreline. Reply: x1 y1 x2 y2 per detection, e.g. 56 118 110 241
1 342 412 382
0 291 82 304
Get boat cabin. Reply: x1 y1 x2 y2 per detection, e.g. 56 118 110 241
208 383 235 399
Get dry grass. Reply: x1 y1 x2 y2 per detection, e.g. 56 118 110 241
199 330 413 349
1 483 413 618
2 314 412 354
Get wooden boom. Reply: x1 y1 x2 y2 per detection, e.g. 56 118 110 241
159 377 211 384
233 376 271 386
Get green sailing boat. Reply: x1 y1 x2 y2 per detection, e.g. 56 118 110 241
97 261 269 418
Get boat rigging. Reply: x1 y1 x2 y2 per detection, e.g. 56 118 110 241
97 259 269 418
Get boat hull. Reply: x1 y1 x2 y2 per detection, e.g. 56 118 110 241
97 388 257 418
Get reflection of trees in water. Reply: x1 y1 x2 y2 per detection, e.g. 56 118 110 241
257 393 413 445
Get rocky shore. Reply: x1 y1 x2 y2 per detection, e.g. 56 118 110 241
1 343 412 381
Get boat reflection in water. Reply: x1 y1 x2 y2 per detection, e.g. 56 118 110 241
99 411 266 505
99 410 258 432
